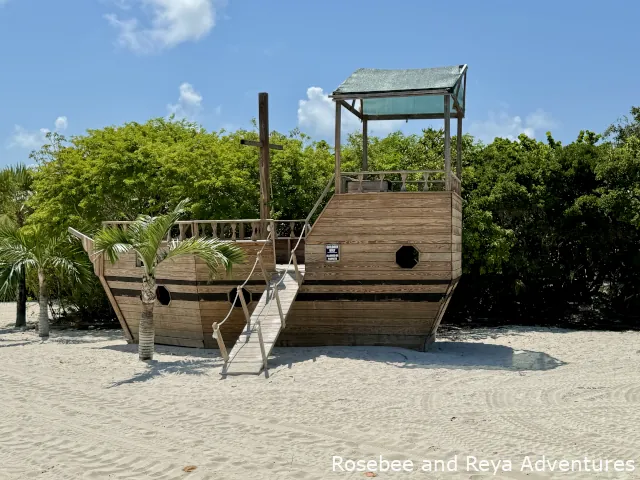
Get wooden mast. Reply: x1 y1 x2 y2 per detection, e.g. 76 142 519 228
240 93 283 239
258 93 270 237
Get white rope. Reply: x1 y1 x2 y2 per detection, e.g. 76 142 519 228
274 223 307 287
215 229 273 328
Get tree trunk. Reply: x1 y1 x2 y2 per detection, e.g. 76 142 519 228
15 269 27 328
37 270 49 338
138 275 156 361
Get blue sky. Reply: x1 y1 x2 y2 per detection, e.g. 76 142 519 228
1 0 638 167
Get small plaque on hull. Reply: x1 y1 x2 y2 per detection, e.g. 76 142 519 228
325 244 340 262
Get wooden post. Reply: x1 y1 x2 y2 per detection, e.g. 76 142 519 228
259 92 270 238
237 286 251 330
274 287 285 328
456 114 463 179
362 118 368 171
292 252 302 286
212 323 229 362
444 95 451 191
256 322 269 376
270 220 276 263
335 101 342 194
258 253 271 294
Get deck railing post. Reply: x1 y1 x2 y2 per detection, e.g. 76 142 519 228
270 220 276 263
274 287 285 329
257 253 271 295
256 321 269 376
292 252 302 287
237 286 251 331
212 322 229 362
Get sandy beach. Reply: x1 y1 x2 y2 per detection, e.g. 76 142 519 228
1 304 639 479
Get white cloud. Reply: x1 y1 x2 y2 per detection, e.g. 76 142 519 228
167 82 203 119
525 109 557 131
105 0 219 54
297 86 403 139
7 116 68 150
55 116 68 131
469 108 557 143
8 127 50 149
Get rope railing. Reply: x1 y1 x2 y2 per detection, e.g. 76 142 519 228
212 228 274 362
213 174 335 371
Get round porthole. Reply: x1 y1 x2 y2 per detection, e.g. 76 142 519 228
156 285 171 306
396 245 420 269
229 287 251 307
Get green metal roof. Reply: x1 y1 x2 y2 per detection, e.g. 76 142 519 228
331 65 467 119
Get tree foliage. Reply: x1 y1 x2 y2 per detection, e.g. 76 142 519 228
0 107 636 328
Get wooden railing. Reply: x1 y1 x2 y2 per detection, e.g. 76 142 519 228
271 219 307 239
101 218 319 241
103 219 277 242
209 175 337 375
340 170 461 195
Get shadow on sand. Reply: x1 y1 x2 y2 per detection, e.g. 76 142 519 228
0 341 33 348
268 341 565 372
106 358 224 388
97 329 564 382
101 343 222 359
100 344 225 387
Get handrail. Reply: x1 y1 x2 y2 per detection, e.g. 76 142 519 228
338 169 460 193
341 169 445 175
212 228 274 364
305 173 336 227
213 175 335 374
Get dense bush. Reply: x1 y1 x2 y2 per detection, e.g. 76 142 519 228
2 108 637 328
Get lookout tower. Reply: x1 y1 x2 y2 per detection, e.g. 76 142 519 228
280 65 467 350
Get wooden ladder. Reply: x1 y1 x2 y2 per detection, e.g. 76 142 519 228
222 264 303 376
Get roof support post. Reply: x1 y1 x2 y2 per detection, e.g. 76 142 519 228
444 94 451 191
362 118 368 171
456 114 463 179
335 101 342 194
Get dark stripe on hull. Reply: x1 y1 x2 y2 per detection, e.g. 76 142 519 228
303 279 450 286
296 292 446 302
105 276 264 286
111 288 228 302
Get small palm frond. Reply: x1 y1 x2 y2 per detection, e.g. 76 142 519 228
161 237 245 277
0 223 36 297
94 227 134 264
44 234 93 285
129 198 191 266
0 224 37 268
0 262 21 300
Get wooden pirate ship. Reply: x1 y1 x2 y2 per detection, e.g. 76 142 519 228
72 65 467 374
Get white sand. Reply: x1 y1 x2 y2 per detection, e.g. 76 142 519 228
1 304 639 479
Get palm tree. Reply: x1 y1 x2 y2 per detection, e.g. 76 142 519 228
0 224 89 338
0 164 34 328
94 199 245 361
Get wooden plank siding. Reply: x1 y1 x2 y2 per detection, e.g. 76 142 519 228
283 191 461 350
94 194 462 351
451 192 463 279
100 240 274 349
